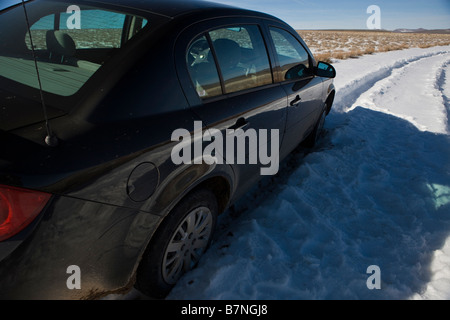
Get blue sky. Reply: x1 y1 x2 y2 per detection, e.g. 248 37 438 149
208 0 450 30
2 0 448 30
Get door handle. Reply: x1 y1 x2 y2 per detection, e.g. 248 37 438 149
228 117 249 131
290 95 301 106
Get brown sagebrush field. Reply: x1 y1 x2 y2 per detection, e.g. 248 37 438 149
26 29 450 64
298 30 450 62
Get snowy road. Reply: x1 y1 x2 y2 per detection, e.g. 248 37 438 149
345 49 449 134
113 46 450 300
166 45 450 300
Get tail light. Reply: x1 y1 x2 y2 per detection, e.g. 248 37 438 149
0 185 51 242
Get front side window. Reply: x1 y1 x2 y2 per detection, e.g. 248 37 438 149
0 1 149 97
269 27 311 81
186 25 273 99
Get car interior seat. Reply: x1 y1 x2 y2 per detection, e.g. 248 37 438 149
212 38 246 82
46 30 100 72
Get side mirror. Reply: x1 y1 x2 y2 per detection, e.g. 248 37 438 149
315 61 336 78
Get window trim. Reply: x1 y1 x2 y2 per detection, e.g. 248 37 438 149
205 31 226 96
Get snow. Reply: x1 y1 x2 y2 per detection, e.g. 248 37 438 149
114 45 450 300
341 47 450 134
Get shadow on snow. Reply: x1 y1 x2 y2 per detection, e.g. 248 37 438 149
171 106 450 300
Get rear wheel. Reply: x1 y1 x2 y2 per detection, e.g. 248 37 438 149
135 188 218 298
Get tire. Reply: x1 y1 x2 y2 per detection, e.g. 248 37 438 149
135 188 218 298
302 105 327 148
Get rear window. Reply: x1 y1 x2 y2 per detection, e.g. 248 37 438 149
0 1 150 98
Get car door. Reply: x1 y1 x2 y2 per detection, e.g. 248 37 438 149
175 19 288 198
265 25 324 156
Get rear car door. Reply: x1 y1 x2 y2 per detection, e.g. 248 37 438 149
265 25 324 156
175 18 288 197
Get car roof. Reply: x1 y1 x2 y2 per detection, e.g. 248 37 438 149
0 0 29 11
87 0 264 17
91 0 235 16
2 0 282 23
81 0 280 22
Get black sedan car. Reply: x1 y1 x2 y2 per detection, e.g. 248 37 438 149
0 0 335 299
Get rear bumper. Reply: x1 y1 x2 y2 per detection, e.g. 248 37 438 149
0 194 162 299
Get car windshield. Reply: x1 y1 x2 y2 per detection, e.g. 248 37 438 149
0 0 156 100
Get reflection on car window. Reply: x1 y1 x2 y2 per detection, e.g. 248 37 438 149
269 27 311 81
186 35 222 98
210 25 272 94
186 25 273 99
25 10 146 51
0 2 148 97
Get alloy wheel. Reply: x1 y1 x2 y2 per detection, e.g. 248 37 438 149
162 206 213 284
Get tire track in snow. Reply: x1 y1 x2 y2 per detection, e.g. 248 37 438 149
349 52 450 134
436 61 450 132
332 49 450 116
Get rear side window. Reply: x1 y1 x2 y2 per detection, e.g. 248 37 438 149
269 27 312 81
186 35 222 98
186 25 273 99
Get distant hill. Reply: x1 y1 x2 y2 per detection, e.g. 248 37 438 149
298 29 450 34
393 28 450 34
